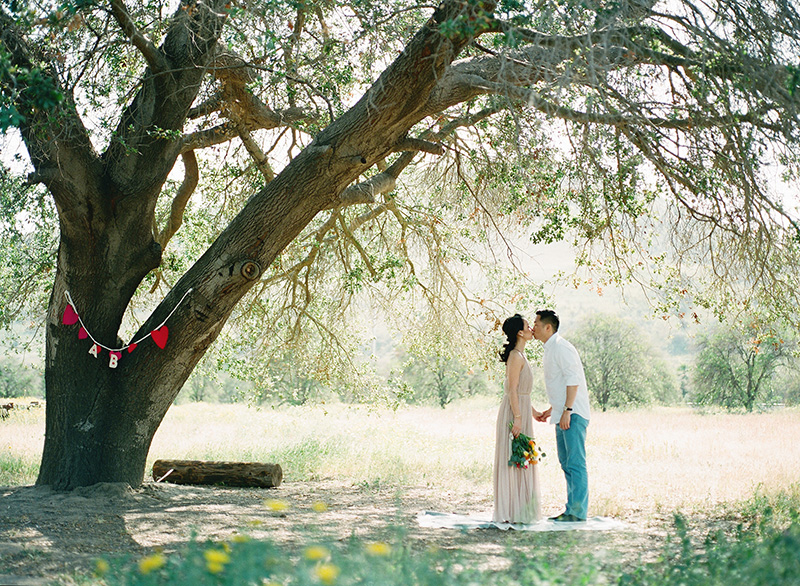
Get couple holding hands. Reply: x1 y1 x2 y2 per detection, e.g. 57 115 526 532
493 310 591 525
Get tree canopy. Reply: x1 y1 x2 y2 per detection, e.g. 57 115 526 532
2 0 800 488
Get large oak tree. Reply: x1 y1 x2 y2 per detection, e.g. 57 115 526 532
2 0 799 489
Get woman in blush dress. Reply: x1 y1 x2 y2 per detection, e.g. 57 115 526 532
492 314 542 524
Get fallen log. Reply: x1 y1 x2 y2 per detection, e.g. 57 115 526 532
152 459 283 488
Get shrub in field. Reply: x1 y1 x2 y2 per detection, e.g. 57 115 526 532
619 513 800 586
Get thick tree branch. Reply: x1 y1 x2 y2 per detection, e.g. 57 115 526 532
109 0 168 73
188 92 225 119
330 106 501 210
336 173 397 207
156 150 199 249
181 105 312 152
103 0 229 199
236 124 276 183
0 12 99 215
392 138 444 155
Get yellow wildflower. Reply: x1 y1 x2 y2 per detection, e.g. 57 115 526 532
204 549 231 565
93 558 110 576
365 541 392 556
264 499 290 512
314 563 340 585
311 501 329 513
231 534 250 543
138 553 166 575
304 545 330 561
207 561 225 574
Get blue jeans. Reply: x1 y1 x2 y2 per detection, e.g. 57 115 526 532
555 414 589 519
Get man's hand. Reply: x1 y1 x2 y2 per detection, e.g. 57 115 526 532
559 410 571 430
534 407 551 423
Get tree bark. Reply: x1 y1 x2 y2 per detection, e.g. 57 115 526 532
152 459 283 488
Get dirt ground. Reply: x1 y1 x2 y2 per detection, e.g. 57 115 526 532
0 478 678 584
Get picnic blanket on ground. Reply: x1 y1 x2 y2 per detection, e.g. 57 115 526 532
416 511 627 532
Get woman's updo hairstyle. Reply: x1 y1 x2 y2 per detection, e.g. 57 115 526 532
499 314 525 363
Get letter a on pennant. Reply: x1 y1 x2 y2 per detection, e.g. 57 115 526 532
89 344 100 358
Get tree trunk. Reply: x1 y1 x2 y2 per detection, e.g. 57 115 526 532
152 459 283 488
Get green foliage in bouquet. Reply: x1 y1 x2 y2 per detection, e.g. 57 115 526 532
508 422 545 469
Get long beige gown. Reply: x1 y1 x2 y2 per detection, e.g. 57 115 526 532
492 349 542 524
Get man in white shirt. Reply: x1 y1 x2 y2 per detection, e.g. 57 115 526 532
533 309 590 522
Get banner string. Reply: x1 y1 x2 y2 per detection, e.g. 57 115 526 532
63 288 193 353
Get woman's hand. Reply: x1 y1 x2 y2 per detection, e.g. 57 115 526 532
511 416 522 437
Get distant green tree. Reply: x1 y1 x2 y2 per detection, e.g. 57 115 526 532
402 353 468 408
0 358 41 398
572 314 678 411
0 357 44 399
692 325 791 412
774 365 800 407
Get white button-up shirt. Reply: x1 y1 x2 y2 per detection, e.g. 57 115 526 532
542 332 591 423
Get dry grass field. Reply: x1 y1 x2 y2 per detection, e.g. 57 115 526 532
1 398 799 582
3 397 798 517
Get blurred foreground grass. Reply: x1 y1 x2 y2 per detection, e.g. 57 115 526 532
98 490 800 586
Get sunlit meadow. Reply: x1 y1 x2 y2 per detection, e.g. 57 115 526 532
3 397 798 518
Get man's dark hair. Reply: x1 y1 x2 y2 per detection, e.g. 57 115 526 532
536 309 560 332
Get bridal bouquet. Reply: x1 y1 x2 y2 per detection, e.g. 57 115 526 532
508 423 545 468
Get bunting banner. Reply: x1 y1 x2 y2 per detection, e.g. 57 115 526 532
61 288 193 369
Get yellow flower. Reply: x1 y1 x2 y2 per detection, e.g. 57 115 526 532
138 553 166 574
231 534 250 543
311 501 329 513
314 563 340 585
365 541 392 556
304 545 330 561
207 561 225 574
264 498 290 512
93 558 110 576
248 519 264 527
204 549 231 565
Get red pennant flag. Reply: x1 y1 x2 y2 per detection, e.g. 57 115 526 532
62 304 79 325
151 326 169 349
78 326 88 339
127 343 137 353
